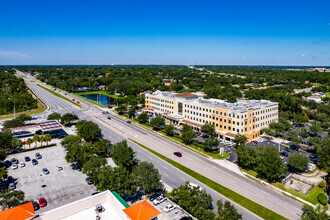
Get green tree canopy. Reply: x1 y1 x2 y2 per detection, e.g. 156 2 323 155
76 120 102 143
310 122 323 134
181 124 197 145
0 190 25 210
165 124 175 136
216 199 242 220
288 153 309 172
83 157 107 184
204 137 219 152
233 133 248 148
60 113 79 126
201 122 215 136
111 140 135 170
316 137 330 173
137 112 149 123
150 115 165 130
300 127 309 139
47 112 62 120
300 204 329 220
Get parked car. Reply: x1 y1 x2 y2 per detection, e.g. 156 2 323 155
42 168 49 175
310 157 318 164
153 195 166 205
163 203 175 213
281 151 288 157
39 197 47 207
174 152 182 157
85 178 94 185
32 159 38 165
3 160 12 168
25 156 31 162
9 182 16 190
33 201 40 210
308 132 321 138
20 162 25 168
252 140 258 145
149 192 162 201
56 165 63 171
275 133 283 137
290 144 300 151
36 153 42 159
284 147 293 153
12 164 18 170
11 158 18 164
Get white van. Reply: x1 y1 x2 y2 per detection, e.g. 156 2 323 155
71 125 77 132
188 182 203 192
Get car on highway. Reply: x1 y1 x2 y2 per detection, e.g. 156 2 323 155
25 156 31 162
77 101 80 104
32 159 38 165
188 182 203 192
12 164 18 170
39 197 47 207
36 153 42 159
126 120 131 124
107 116 111 120
85 178 94 185
174 152 182 157
72 99 75 101
163 203 175 213
20 162 25 168
153 195 166 205
42 168 49 175
11 158 18 164
33 201 40 210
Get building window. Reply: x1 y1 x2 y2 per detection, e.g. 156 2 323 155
233 128 235 131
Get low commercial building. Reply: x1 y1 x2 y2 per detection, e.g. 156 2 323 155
306 96 322 103
144 90 278 141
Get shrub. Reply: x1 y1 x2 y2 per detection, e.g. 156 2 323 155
317 193 327 206
318 182 325 189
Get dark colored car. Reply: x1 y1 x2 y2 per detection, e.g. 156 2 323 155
284 147 293 153
281 151 288 157
11 158 18 164
174 152 182 157
149 192 162 201
275 133 283 137
290 145 300 151
107 116 111 120
32 159 38 165
72 99 75 101
25 156 31 162
72 164 82 171
42 168 49 175
39 197 47 207
126 121 131 124
4 160 12 168
308 132 321 138
36 153 42 159
35 130 43 135
310 157 318 163
33 201 40 210
85 178 93 185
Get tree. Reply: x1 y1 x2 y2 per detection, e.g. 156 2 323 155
0 190 25 210
170 182 215 220
60 113 79 126
300 204 329 220
316 137 330 173
308 137 322 147
0 167 7 180
82 157 107 184
310 122 323 134
128 106 136 118
150 115 165 130
181 124 196 145
26 138 33 149
0 129 13 158
47 112 61 120
97 166 136 197
236 145 258 169
132 161 163 194
65 142 94 167
201 122 215 136
216 199 242 220
39 135 45 146
93 139 112 157
233 133 247 148
256 147 287 182
300 127 309 139
165 124 175 136
287 129 301 143
44 134 51 145
204 137 219 152
3 118 25 128
76 120 102 143
288 153 309 172
16 114 32 121
111 140 135 170
115 105 126 115
137 112 149 123
32 134 39 148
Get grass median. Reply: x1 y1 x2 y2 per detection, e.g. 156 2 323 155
129 138 287 220
37 84 82 108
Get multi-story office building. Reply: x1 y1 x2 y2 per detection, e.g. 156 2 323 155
144 90 278 141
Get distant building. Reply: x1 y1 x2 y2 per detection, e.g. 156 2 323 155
306 96 322 103
244 83 254 87
144 90 278 141
76 87 90 91
98 85 106 90
164 82 172 86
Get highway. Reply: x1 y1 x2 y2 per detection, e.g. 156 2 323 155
18 71 303 219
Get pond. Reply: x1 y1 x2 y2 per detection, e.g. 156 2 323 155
80 94 115 106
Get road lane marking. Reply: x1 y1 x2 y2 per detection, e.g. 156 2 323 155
163 166 168 170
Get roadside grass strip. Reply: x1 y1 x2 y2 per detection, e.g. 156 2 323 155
37 84 82 108
128 138 287 220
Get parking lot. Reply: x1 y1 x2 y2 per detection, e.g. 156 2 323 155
6 144 96 214
151 196 192 220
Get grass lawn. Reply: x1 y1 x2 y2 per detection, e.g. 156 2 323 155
326 92 330 97
272 182 327 207
129 139 287 220
242 169 258 177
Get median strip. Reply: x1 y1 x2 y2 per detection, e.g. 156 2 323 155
129 138 287 220
37 84 82 108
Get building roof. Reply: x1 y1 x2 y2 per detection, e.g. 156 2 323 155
111 191 130 208
0 202 35 220
123 200 160 220
182 119 202 128
176 92 197 98
38 120 63 132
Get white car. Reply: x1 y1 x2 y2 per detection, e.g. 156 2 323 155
153 196 166 205
188 182 203 192
20 162 25 167
163 203 175 213
56 166 63 171
12 164 18 170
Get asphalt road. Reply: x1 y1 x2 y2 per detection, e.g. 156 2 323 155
18 71 303 219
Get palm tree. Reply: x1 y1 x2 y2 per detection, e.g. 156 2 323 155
26 138 33 149
33 134 39 148
39 136 45 146
44 134 51 146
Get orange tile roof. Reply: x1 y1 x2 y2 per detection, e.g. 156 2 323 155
142 107 154 111
0 202 35 220
176 92 197 98
123 200 160 220
182 119 202 128
226 132 236 138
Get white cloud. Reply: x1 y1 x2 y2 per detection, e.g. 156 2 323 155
113 37 120 40
0 49 30 59
300 54 306 57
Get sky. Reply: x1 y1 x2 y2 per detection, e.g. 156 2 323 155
0 0 329 65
